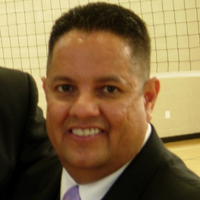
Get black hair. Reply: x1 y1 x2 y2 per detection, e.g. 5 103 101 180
47 2 151 81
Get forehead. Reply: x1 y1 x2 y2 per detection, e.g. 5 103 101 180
48 30 139 88
51 30 132 68
53 29 132 59
52 31 132 71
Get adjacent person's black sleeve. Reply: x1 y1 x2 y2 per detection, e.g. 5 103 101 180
0 67 55 199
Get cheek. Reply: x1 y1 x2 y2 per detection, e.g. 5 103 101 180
46 99 70 133
103 102 132 134
46 99 70 152
107 98 146 130
104 100 147 158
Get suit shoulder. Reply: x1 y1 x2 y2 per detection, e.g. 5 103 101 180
0 67 37 96
143 150 200 199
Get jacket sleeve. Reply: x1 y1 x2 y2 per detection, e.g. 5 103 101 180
0 68 55 199
18 73 55 167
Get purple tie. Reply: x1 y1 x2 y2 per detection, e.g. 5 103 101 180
63 185 81 200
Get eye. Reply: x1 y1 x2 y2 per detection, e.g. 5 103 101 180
57 85 72 92
103 86 118 93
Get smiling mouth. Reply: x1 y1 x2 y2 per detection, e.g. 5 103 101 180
71 128 102 137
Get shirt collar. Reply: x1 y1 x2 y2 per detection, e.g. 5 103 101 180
60 161 130 200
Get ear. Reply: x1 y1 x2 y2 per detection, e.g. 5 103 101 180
143 77 160 122
41 76 47 92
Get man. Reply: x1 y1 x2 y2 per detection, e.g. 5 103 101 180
14 2 200 200
0 67 56 199
42 2 200 200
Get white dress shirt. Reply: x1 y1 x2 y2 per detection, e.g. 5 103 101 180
60 123 151 200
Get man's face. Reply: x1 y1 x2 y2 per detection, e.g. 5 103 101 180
43 30 159 183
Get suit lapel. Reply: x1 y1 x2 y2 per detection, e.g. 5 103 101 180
102 125 165 200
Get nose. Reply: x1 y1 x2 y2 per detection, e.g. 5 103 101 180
69 92 100 119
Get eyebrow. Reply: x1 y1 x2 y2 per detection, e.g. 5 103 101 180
95 75 126 84
52 76 74 83
51 75 126 85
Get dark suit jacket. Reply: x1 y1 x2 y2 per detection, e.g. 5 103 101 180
0 67 56 199
10 123 200 199
102 125 200 200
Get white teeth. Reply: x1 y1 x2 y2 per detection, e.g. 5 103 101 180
72 128 101 137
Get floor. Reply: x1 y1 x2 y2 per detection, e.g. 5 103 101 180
164 138 200 177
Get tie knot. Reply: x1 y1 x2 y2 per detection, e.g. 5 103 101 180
63 185 81 200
